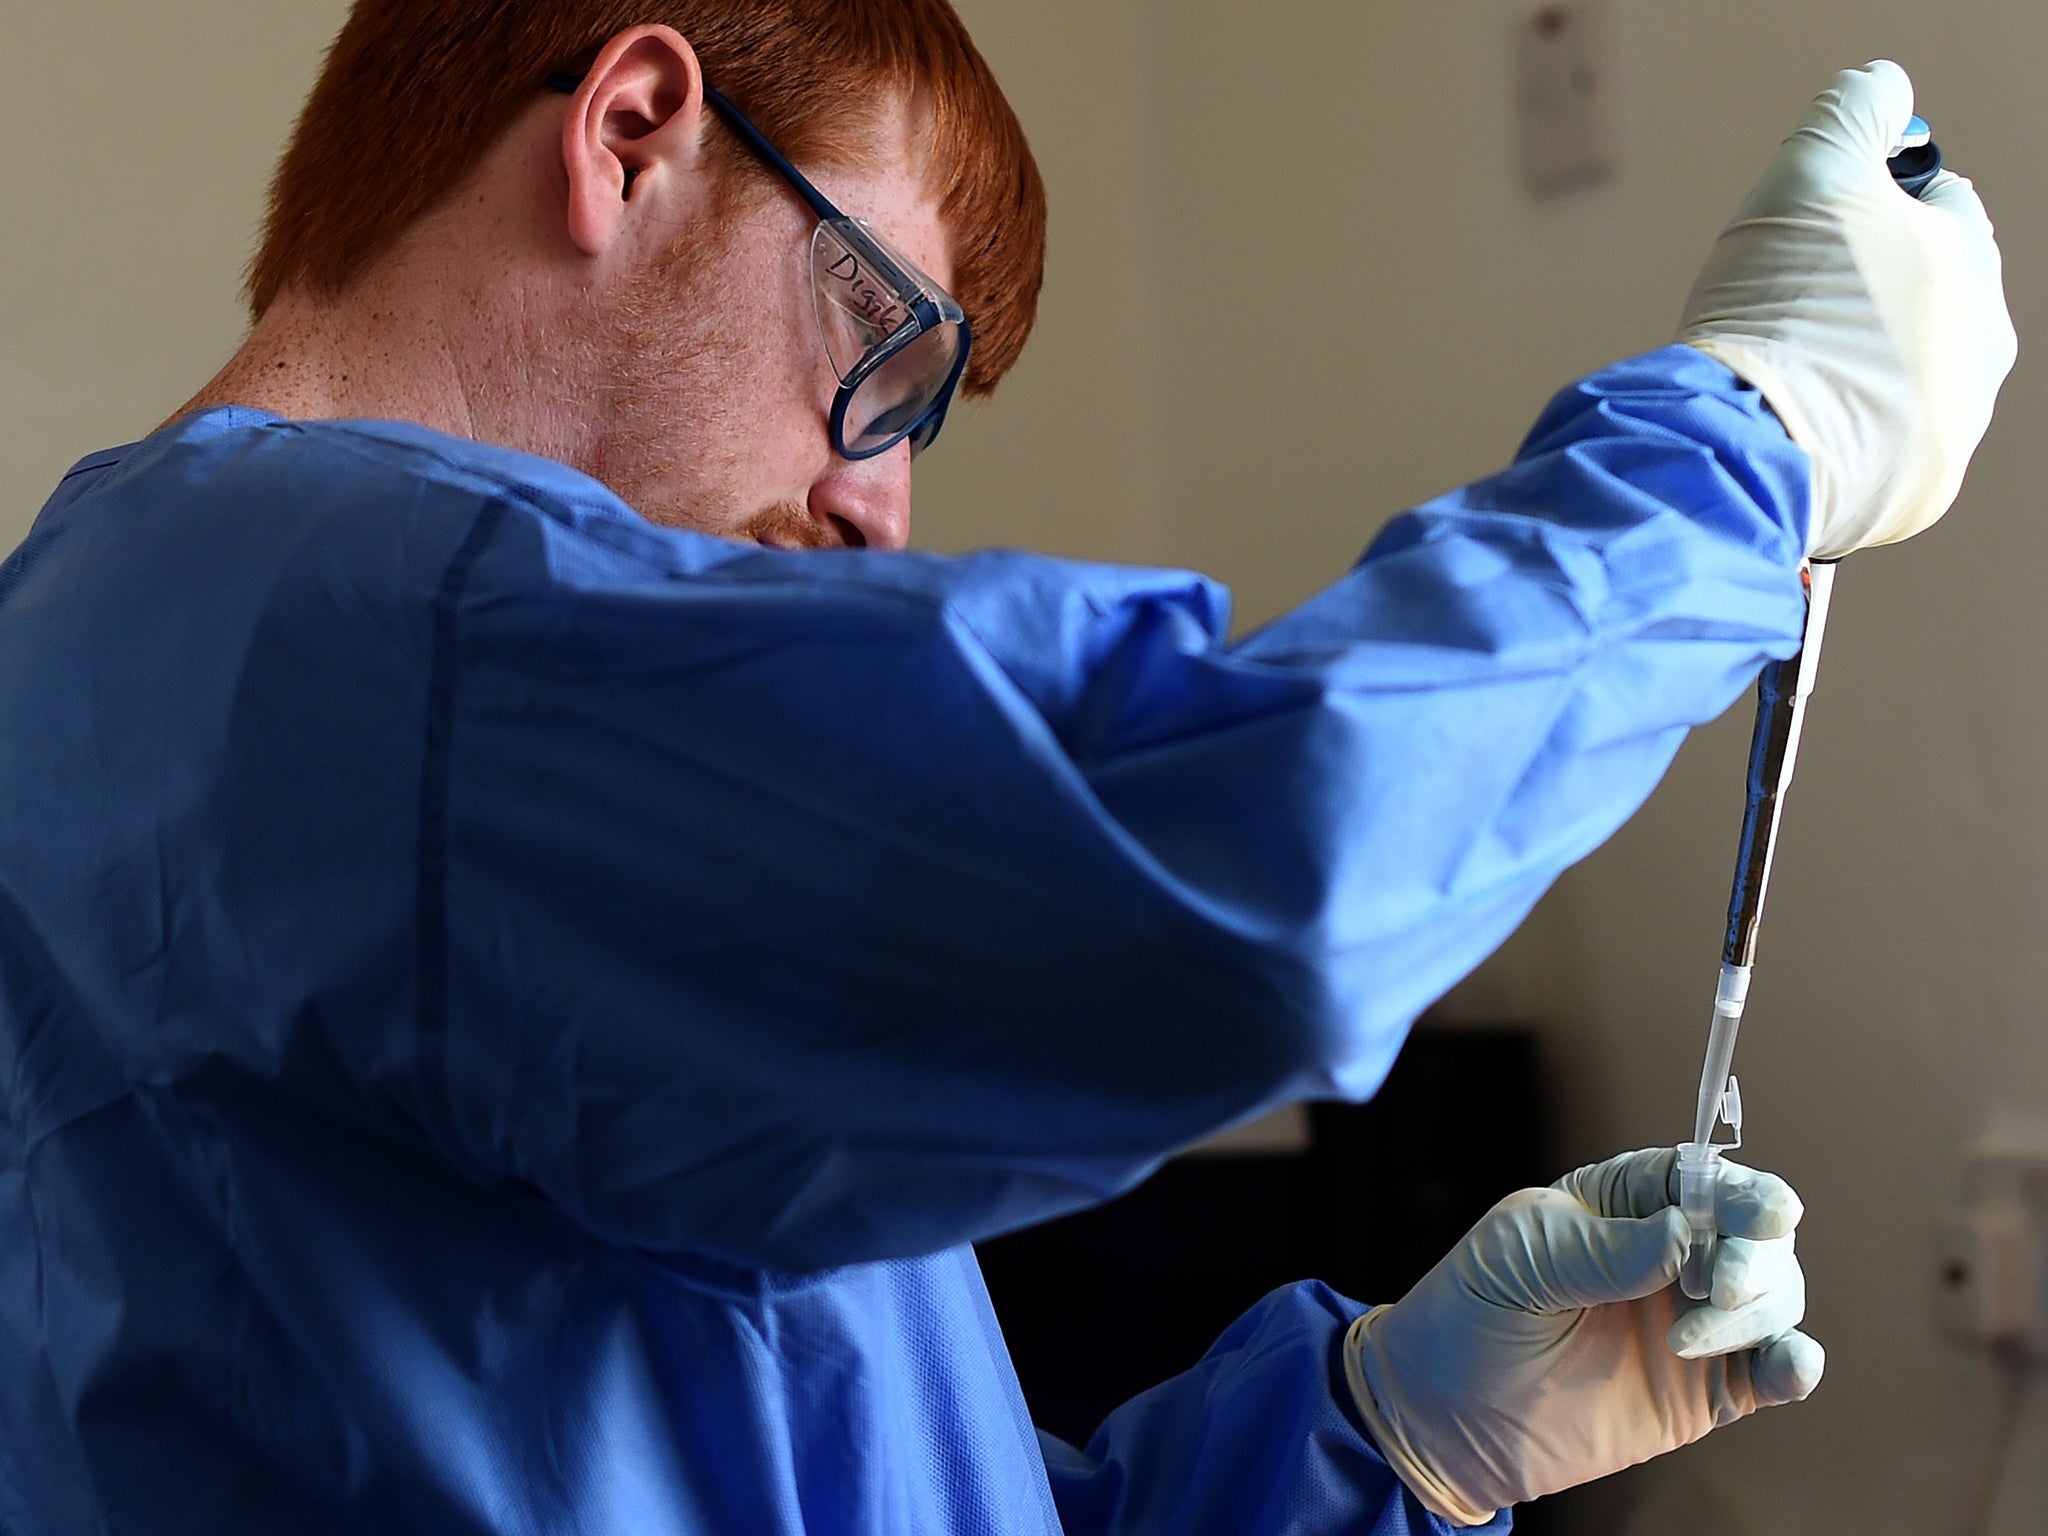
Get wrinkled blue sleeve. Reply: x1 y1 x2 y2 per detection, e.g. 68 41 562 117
421 345 1805 1271
1040 1281 1495 1536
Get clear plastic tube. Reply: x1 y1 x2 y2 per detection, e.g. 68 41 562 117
1678 1142 1722 1302
1693 964 1749 1147
1682 966 1747 1303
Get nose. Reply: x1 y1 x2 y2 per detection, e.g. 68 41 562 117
809 442 912 551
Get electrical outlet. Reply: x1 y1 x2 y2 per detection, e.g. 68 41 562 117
1936 1142 2048 1356
1935 1206 2037 1348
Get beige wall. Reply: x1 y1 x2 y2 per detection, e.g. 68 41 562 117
9 3 2048 1533
919 0 1168 566
0 1 353 540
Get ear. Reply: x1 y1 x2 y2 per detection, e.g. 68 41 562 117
559 25 709 258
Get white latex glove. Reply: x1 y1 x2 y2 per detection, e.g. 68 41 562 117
1679 60 2016 559
1341 1148 1823 1526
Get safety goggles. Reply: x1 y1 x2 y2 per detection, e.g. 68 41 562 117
548 74 972 462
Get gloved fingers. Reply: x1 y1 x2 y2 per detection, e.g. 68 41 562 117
1554 1146 1678 1220
1916 168 1989 227
1745 1329 1827 1408
1917 170 2003 265
1478 1192 1688 1311
1707 1231 1795 1311
1786 59 1916 175
1562 1150 1805 1241
1668 1251 1805 1359
1915 172 2015 295
1710 1158 1803 1241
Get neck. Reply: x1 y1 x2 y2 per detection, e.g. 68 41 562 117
172 260 597 468
174 286 460 434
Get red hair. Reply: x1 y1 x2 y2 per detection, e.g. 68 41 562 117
250 0 1045 396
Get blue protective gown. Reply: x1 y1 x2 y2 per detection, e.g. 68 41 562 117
0 346 1809 1535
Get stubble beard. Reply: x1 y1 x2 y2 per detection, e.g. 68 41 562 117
583 221 830 549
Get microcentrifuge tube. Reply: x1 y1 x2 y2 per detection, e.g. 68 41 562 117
1677 1142 1721 1303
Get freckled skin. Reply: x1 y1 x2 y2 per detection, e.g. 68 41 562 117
177 36 953 553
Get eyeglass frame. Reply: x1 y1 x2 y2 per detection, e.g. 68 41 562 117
545 72 972 463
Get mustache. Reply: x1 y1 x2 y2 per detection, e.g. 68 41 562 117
740 501 839 550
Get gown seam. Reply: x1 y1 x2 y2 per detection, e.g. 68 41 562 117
413 499 511 1141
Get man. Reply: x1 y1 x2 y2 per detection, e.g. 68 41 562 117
0 0 2014 1530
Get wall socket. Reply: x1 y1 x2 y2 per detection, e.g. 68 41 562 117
1935 1144 2048 1354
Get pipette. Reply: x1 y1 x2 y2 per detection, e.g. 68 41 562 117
1678 116 1943 1302
1678 561 1837 1298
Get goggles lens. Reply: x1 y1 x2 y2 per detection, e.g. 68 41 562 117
842 325 963 457
812 219 966 459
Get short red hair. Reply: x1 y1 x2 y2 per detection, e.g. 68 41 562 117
250 0 1046 396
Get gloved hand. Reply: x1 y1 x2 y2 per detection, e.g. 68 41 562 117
1678 60 2016 559
1341 1147 1823 1526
